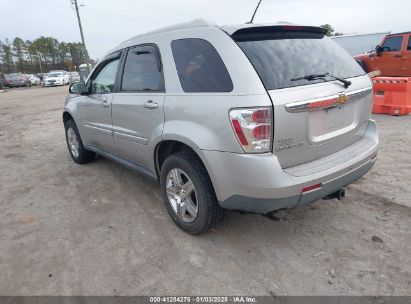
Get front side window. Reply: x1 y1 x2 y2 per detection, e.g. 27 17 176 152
91 58 120 94
171 38 233 93
382 36 403 52
121 46 163 92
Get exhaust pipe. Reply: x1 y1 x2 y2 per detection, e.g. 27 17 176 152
324 189 345 201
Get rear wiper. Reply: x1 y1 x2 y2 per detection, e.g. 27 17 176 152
290 73 352 89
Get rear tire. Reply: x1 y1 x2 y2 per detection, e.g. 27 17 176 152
64 119 95 164
160 151 223 235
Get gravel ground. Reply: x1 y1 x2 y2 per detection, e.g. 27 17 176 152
0 86 410 296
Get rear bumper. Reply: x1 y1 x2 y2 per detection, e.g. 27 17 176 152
199 120 378 213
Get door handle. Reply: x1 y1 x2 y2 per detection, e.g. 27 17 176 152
144 100 158 109
393 54 402 58
101 97 109 107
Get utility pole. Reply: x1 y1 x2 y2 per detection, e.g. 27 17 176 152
72 0 90 73
37 52 43 74
249 0 263 23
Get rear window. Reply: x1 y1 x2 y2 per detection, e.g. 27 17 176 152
171 38 233 93
234 28 365 90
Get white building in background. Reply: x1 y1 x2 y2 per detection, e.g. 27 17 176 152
331 32 390 56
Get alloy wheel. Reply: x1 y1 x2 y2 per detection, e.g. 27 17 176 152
165 168 198 223
67 127 80 158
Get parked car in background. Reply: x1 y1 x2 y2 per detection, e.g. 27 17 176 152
355 32 411 76
63 20 379 234
4 73 32 87
44 71 70 86
26 74 41 85
37 73 47 81
68 71 81 82
0 73 6 89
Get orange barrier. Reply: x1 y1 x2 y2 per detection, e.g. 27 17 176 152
372 77 411 116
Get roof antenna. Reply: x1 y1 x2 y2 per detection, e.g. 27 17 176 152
248 0 263 24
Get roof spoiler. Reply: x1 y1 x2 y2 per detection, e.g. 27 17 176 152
231 25 327 42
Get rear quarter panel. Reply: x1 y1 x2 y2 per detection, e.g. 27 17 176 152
154 27 272 152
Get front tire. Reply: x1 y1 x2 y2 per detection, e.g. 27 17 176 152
160 151 223 235
64 119 95 164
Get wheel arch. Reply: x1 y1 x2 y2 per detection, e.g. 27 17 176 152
62 111 74 124
155 140 198 178
154 139 222 204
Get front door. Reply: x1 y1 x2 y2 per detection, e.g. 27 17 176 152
112 45 165 171
374 35 404 76
78 52 121 153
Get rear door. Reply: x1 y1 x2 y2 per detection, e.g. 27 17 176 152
398 34 411 76
234 26 372 168
111 45 165 170
375 35 404 76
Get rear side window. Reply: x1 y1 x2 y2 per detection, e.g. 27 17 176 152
121 46 164 92
171 38 233 93
408 37 411 51
382 36 403 52
234 29 365 90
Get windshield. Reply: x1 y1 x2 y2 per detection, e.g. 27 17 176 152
9 74 24 79
47 73 62 78
235 30 365 90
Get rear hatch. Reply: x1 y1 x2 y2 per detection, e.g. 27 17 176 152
232 26 373 168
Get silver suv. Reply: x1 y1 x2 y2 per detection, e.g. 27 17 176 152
63 20 379 234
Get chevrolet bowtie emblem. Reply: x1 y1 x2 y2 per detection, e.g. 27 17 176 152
336 93 349 105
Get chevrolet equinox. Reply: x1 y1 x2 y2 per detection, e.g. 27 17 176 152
63 20 379 234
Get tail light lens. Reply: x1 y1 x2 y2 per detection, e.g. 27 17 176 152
229 107 272 153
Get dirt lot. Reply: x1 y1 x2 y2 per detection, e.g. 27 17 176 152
0 86 410 296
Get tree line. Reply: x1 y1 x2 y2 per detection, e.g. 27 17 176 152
320 24 344 37
1 25 341 75
0 36 92 74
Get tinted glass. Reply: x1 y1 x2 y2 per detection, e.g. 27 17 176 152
408 37 411 51
91 59 120 93
171 39 233 93
382 37 403 52
121 47 163 91
236 31 365 90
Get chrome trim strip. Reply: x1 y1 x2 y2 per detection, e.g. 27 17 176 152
84 124 112 134
284 87 372 113
113 131 148 145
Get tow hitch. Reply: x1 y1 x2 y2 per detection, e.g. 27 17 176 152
324 189 346 201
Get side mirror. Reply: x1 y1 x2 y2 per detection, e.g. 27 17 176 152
69 81 88 95
375 45 384 55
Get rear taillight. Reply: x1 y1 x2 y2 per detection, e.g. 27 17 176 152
229 107 272 153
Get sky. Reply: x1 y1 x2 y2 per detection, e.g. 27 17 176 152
0 0 407 59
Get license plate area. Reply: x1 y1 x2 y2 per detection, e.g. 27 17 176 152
307 103 356 143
